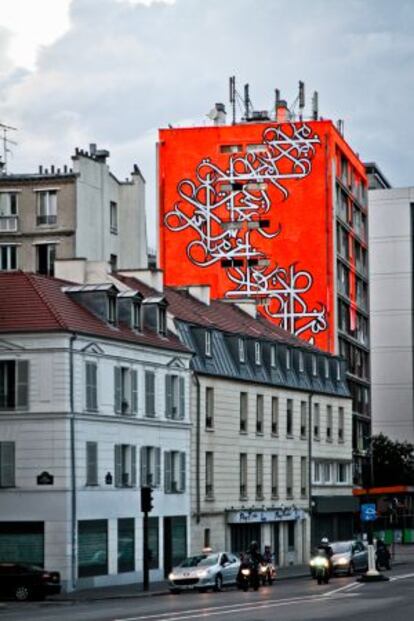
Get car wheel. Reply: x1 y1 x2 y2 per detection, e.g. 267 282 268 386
15 585 31 601
348 562 355 576
214 574 223 592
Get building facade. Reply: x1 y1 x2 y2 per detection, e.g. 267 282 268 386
0 144 147 276
0 272 192 591
157 99 370 480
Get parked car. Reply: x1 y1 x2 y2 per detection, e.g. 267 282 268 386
330 540 368 575
0 563 61 601
168 552 240 593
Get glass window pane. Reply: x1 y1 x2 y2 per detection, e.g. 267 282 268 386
0 522 44 566
78 520 108 577
148 517 159 569
118 518 134 573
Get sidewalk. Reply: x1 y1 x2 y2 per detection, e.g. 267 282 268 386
53 563 311 602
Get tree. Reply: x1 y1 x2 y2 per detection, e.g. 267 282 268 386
370 433 414 487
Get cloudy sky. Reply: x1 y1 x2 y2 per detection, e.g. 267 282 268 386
0 0 413 244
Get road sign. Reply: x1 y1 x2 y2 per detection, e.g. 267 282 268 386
361 503 377 522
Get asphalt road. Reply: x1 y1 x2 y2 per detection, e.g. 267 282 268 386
1 568 414 621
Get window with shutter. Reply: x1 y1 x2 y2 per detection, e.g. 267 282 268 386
85 362 98 411
165 375 172 418
180 452 186 492
16 360 29 409
140 446 148 486
114 367 122 413
0 361 29 410
0 442 15 487
179 377 185 419
155 447 161 487
114 445 122 487
131 446 137 487
164 451 172 493
145 371 155 417
131 370 138 414
86 442 98 485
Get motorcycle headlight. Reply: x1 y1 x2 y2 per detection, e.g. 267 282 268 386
314 557 329 568
241 568 251 576
310 560 315 567
259 566 267 574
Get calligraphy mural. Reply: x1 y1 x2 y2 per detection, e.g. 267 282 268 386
159 120 336 350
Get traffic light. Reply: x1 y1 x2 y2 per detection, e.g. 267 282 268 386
141 486 153 513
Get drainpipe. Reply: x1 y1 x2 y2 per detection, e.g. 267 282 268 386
193 373 201 524
69 334 77 590
308 391 314 557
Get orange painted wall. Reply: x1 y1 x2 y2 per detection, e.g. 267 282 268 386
158 120 364 352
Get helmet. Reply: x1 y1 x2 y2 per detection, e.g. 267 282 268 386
249 540 259 552
320 537 329 545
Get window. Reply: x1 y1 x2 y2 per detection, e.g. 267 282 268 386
145 371 155 417
114 444 136 487
36 243 56 276
132 303 142 331
78 520 107 577
118 518 134 573
0 245 17 270
108 294 117 324
270 345 276 368
286 348 291 370
114 367 138 415
337 462 349 484
255 341 261 365
271 397 279 435
326 405 333 441
205 452 214 499
85 362 98 411
0 360 29 410
36 190 57 226
240 392 248 433
256 454 263 499
323 462 332 483
313 403 320 440
301 457 307 497
313 461 322 484
205 387 214 429
0 192 18 231
286 399 293 437
240 453 247 498
141 446 161 488
336 361 341 381
338 407 345 442
205 331 212 357
164 451 186 493
110 201 118 234
86 442 98 486
0 522 43 566
158 306 167 336
256 394 264 434
300 401 307 438
286 456 293 498
298 351 304 372
148 517 159 569
238 338 245 363
0 442 15 488
312 355 317 376
324 358 330 379
165 375 185 419
271 455 278 498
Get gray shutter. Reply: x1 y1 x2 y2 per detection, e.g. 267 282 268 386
131 446 137 487
146 372 155 417
0 442 15 487
180 452 186 493
155 447 161 487
179 377 185 419
131 370 138 414
114 445 122 487
16 360 29 409
140 446 148 486
114 367 122 413
86 442 98 485
165 375 172 418
164 451 171 493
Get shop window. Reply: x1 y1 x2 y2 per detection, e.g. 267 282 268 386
148 517 159 569
78 520 108 577
0 522 44 566
118 518 134 573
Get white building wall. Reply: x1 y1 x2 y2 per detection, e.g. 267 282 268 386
369 187 414 442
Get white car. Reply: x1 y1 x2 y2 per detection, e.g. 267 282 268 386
168 552 240 593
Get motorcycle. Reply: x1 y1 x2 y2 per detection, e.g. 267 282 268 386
310 554 330 585
236 560 260 592
258 560 276 585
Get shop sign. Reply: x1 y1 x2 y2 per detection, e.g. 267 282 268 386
227 506 305 524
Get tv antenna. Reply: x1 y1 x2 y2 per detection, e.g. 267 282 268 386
0 122 18 173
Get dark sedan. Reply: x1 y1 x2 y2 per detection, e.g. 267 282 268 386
0 563 61 601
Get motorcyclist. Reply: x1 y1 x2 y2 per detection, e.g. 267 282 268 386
247 541 263 590
263 545 273 564
316 537 334 575
376 539 391 570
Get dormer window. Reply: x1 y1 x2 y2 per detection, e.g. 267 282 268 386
324 358 330 379
270 345 276 368
205 331 212 357
255 341 261 365
108 295 117 325
312 355 317 376
158 306 167 336
132 302 142 331
299 351 304 372
238 338 245 363
286 348 291 370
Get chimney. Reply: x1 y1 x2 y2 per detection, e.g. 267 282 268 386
38 165 43 174
89 143 97 156
51 165 55 174
276 100 290 123
214 103 226 126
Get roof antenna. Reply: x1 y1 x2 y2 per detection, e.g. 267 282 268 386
0 122 18 173
312 91 319 121
298 81 305 120
274 89 280 120
229 76 236 125
244 83 251 121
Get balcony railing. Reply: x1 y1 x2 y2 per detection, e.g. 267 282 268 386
0 216 18 232
37 215 57 226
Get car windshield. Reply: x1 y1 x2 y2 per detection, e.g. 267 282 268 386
331 542 352 554
198 554 219 567
178 555 208 568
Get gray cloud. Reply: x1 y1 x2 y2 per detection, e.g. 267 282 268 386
0 0 413 243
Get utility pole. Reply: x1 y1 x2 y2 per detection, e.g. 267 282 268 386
0 122 18 173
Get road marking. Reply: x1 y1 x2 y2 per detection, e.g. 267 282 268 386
113 589 357 621
389 572 414 582
323 581 365 597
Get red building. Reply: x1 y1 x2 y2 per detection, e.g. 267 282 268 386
158 99 370 476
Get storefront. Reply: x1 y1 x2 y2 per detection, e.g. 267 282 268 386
226 506 308 566
311 496 358 546
0 522 44 566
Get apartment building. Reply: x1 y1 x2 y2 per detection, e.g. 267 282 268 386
0 144 147 276
0 272 192 591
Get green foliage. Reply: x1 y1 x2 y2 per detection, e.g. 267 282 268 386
371 433 414 486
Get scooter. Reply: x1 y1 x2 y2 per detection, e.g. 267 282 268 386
310 554 330 585
237 561 260 592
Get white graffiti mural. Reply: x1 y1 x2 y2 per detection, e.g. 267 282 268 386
164 123 328 341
